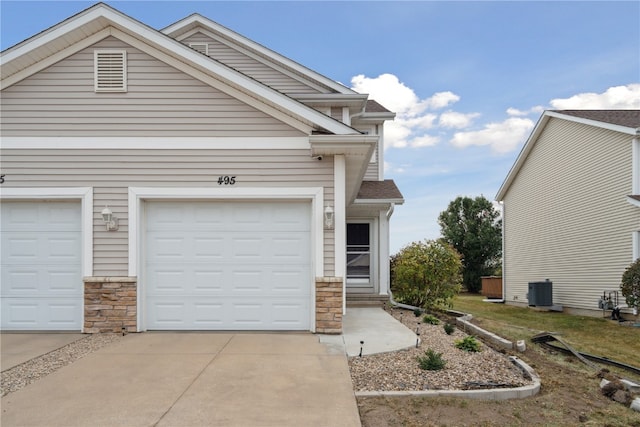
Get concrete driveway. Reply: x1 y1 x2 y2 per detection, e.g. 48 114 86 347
1 333 361 427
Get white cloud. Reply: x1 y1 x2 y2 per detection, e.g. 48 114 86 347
506 106 544 116
439 111 480 129
424 91 460 110
351 73 427 117
351 74 464 149
410 134 440 147
450 117 535 154
549 84 640 109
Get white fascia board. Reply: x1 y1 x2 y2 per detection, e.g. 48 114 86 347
309 134 378 155
495 113 551 201
0 137 310 150
1 5 111 64
162 14 358 96
546 111 638 135
354 198 405 205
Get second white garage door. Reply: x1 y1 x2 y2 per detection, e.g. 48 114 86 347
145 201 311 330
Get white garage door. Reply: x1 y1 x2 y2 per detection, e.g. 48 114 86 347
145 201 311 330
1 201 82 330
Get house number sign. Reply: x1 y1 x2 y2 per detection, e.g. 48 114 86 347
217 176 236 185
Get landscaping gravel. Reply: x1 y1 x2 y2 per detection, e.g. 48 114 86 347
349 308 532 392
1 333 122 397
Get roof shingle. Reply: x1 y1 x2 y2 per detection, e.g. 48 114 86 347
356 180 404 201
553 110 640 129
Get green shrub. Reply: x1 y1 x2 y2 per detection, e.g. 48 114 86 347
443 323 455 335
422 314 440 325
390 239 463 310
621 258 640 310
417 349 446 371
413 308 423 317
455 336 481 352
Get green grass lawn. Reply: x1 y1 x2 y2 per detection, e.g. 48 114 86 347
451 294 640 368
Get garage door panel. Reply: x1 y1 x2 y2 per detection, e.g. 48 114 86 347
1 203 80 232
145 201 311 330
2 232 81 264
148 296 309 330
2 266 82 295
2 298 81 330
1 202 82 331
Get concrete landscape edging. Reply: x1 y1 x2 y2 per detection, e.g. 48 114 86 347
355 355 540 400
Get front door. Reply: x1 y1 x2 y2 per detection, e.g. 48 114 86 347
346 222 374 293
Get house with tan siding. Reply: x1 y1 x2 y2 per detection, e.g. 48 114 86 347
496 110 640 318
0 3 403 333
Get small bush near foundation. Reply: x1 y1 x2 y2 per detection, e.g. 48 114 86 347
422 314 440 325
455 336 481 352
413 308 423 317
418 349 446 371
443 323 456 335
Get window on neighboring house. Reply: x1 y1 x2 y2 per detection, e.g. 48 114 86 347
347 223 371 282
94 50 127 92
189 43 209 56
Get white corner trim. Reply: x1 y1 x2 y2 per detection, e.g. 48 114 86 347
334 155 347 314
0 187 94 276
0 137 311 150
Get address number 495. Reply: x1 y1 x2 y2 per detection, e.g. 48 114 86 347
218 176 236 185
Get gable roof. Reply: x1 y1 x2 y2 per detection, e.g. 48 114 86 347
161 13 358 96
496 110 640 201
0 2 359 136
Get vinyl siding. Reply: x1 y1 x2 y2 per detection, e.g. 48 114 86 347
363 144 380 181
1 149 335 277
0 37 304 137
502 118 638 312
183 32 327 95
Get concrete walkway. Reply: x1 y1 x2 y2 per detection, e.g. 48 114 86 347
322 307 417 356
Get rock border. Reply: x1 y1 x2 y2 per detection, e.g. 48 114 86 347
356 355 540 400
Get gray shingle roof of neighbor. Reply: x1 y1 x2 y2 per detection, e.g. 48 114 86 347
553 110 640 129
356 180 404 201
365 99 392 113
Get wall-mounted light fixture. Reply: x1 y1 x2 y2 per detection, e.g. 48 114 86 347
324 205 334 229
101 206 119 231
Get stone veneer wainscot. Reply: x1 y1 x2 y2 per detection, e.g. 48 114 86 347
83 277 137 333
315 277 343 334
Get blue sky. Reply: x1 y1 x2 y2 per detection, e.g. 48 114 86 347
2 1 639 253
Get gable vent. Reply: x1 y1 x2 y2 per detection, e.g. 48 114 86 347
189 43 209 56
95 50 127 92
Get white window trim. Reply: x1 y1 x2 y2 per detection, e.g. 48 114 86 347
346 219 378 289
128 186 324 332
633 231 640 261
94 49 127 92
0 187 94 277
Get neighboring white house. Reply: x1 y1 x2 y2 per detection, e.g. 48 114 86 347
0 3 403 333
496 110 640 318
